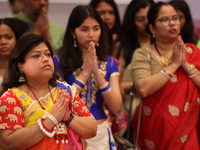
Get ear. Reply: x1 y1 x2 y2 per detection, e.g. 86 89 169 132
149 24 156 37
70 30 75 37
18 63 23 71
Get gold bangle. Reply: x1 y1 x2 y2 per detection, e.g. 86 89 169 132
186 64 195 74
162 68 174 78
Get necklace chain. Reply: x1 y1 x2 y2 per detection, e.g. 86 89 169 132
27 84 54 110
154 43 172 66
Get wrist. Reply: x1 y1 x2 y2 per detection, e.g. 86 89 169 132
65 113 74 126
182 62 191 73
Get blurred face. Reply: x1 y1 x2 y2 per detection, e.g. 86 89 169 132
20 42 54 82
151 5 181 41
74 17 101 51
134 6 150 36
24 0 49 19
10 0 24 14
96 1 115 30
177 10 185 30
0 24 16 58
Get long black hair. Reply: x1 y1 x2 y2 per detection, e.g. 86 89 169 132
116 0 155 67
58 5 108 79
169 0 198 44
1 34 58 95
89 0 121 35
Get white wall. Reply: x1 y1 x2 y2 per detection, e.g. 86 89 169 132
0 0 200 37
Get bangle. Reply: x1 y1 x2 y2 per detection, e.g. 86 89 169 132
161 70 172 80
73 77 85 90
130 82 133 88
186 64 195 74
41 118 54 132
99 82 111 94
65 113 74 126
43 113 58 126
162 68 174 78
37 119 55 138
188 70 199 78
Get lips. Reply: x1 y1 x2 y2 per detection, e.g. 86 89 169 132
169 29 177 34
0 47 8 51
42 64 51 69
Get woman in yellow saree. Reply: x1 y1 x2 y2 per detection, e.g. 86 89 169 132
0 34 97 150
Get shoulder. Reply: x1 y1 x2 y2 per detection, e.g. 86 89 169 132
49 20 65 30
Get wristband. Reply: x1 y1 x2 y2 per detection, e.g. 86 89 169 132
65 113 74 126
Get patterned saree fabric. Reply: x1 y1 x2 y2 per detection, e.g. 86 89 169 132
132 43 200 150
0 81 92 150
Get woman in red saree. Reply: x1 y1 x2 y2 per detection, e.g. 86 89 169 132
131 2 200 150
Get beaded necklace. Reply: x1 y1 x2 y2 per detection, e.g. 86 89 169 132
27 84 69 144
154 43 172 66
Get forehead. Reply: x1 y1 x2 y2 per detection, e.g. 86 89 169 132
135 6 150 17
157 5 177 18
79 17 100 27
0 24 15 35
29 42 49 53
96 1 114 11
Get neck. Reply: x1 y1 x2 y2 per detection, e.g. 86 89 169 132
23 10 37 22
154 40 175 57
137 34 151 48
0 57 9 70
26 79 50 92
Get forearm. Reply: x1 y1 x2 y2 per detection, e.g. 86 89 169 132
68 115 97 139
0 118 55 150
136 63 179 97
121 82 133 94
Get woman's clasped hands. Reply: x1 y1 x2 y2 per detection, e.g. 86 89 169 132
171 35 189 69
50 90 71 124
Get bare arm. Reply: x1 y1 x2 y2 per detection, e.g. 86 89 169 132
67 115 97 139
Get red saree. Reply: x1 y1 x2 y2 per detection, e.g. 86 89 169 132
132 43 200 150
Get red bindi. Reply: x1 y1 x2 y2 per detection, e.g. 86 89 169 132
165 3 169 6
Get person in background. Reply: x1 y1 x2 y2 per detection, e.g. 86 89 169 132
89 0 121 41
112 0 155 143
10 0 65 54
131 2 200 149
0 18 29 91
8 0 24 14
53 5 122 150
0 34 97 150
169 0 200 48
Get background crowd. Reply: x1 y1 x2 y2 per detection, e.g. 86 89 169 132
0 0 200 150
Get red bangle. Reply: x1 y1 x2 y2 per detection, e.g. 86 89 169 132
41 118 54 132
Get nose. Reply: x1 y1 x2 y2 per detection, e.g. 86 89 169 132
41 54 49 63
40 0 47 6
169 18 175 26
88 30 94 37
0 38 8 45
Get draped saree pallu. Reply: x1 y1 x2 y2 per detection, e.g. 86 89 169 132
0 81 91 150
132 43 200 150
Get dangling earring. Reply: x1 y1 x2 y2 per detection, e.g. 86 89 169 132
18 71 25 82
153 34 155 38
96 42 99 47
73 36 77 47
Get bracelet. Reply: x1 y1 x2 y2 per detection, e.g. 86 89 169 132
161 70 172 80
99 82 111 94
188 70 199 78
74 77 85 90
41 118 54 132
43 114 58 126
162 68 174 78
186 64 195 74
37 119 55 138
65 113 74 126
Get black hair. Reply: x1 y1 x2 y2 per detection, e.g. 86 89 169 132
116 0 155 67
1 34 59 95
0 18 29 41
89 0 121 35
58 5 108 79
169 0 198 44
146 2 168 34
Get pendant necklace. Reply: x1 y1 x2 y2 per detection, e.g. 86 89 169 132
154 43 172 66
27 84 69 144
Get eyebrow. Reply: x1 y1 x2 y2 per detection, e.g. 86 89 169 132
80 25 100 28
30 49 50 53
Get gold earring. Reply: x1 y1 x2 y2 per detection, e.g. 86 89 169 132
153 34 155 38
96 42 99 46
73 36 77 47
